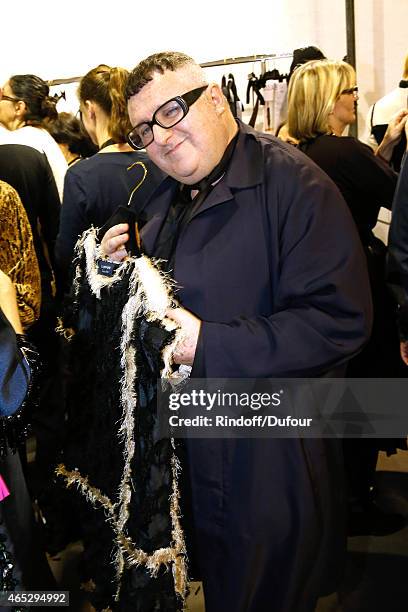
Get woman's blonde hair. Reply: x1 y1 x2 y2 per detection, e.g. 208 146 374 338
403 54 408 79
287 59 355 142
78 64 131 143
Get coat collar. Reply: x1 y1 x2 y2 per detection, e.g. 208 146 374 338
140 121 266 253
224 119 264 189
187 121 265 217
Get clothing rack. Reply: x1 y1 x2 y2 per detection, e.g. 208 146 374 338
48 52 293 86
200 52 292 69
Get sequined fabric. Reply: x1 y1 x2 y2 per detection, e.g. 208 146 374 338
0 180 41 330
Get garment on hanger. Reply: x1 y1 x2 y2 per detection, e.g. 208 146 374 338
221 73 243 119
259 68 288 133
246 64 289 130
57 228 187 611
246 72 264 127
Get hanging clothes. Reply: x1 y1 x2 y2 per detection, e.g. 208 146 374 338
262 75 288 133
221 73 243 119
246 72 264 128
246 67 289 131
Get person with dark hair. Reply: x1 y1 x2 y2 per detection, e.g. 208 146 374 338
288 45 326 80
46 111 97 166
55 64 163 290
101 51 372 612
0 75 67 199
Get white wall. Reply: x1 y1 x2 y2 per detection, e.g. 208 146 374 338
356 0 408 137
3 0 346 81
2 0 407 136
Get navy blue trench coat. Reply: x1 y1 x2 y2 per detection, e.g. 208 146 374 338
139 122 372 612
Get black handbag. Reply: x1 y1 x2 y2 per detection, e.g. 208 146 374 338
0 308 39 455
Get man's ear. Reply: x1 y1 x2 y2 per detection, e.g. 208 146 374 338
14 99 27 119
208 83 227 115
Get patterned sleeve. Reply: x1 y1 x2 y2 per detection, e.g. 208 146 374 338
0 181 41 330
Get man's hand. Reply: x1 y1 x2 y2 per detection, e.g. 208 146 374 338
166 307 202 366
400 341 408 366
101 223 131 262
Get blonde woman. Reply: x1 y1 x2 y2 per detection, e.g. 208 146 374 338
288 59 408 532
288 59 405 258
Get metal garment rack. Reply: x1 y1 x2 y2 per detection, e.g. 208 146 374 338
200 52 293 69
48 52 293 87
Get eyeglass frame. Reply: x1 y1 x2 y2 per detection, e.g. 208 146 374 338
126 84 209 150
0 94 19 103
340 86 358 97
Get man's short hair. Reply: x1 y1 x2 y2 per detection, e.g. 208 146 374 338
126 51 196 100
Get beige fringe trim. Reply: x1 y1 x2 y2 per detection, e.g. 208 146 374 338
57 462 187 600
55 465 116 517
55 316 75 341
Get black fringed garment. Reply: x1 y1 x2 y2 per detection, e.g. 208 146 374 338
57 228 187 611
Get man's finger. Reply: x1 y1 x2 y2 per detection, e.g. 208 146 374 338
106 233 129 253
104 223 129 240
400 341 408 366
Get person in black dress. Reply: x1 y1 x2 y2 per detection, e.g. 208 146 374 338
0 144 62 510
55 64 164 290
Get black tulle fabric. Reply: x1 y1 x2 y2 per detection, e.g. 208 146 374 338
0 525 24 612
60 247 184 611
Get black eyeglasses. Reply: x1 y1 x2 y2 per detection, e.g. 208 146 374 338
341 86 358 97
127 85 208 150
0 94 19 103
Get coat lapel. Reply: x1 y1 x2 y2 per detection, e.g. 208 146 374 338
189 123 264 220
140 122 267 248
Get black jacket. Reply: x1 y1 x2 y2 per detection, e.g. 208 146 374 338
138 122 372 612
388 152 408 338
0 144 60 295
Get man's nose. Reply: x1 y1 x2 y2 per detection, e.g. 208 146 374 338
153 123 173 146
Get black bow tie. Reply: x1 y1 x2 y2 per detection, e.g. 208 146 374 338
188 132 238 193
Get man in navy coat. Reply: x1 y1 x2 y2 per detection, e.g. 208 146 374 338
102 51 372 612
